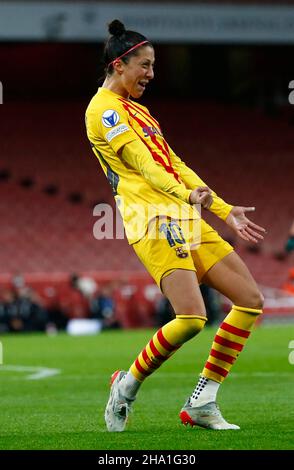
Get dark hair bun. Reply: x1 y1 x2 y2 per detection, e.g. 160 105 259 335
108 19 126 38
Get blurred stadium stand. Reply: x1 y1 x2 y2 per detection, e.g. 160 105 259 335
1 97 293 278
1 2 294 326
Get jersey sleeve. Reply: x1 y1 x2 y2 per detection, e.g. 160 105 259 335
121 140 192 204
168 145 233 220
98 104 138 153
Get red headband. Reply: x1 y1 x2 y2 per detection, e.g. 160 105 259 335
108 40 149 68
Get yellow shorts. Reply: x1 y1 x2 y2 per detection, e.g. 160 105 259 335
132 217 234 289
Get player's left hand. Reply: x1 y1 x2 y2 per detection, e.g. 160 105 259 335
226 206 266 243
189 186 213 209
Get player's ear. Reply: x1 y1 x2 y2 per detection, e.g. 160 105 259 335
113 59 124 75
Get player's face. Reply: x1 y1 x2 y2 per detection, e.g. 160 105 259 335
121 46 155 99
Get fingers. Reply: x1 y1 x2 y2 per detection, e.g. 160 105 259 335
197 193 207 203
248 220 267 233
243 209 267 232
190 187 212 204
230 207 267 244
239 228 258 243
198 192 213 209
246 226 264 241
239 226 264 243
238 228 251 242
204 195 213 209
197 191 209 201
197 186 211 193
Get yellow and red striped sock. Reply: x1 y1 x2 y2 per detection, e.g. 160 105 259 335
202 305 262 383
130 315 206 382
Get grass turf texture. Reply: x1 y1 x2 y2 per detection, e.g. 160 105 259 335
0 324 293 450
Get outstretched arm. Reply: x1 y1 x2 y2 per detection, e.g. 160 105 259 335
168 146 266 242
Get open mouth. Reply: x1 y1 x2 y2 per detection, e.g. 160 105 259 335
138 81 148 90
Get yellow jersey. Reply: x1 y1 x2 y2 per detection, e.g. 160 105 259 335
85 87 233 243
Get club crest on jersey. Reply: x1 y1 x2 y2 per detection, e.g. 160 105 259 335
175 247 188 258
102 110 120 128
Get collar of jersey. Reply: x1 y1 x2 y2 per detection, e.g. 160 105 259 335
98 87 129 100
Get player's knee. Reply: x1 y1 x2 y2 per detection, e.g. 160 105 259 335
236 287 264 310
257 291 264 309
173 298 206 317
176 315 207 341
248 289 264 310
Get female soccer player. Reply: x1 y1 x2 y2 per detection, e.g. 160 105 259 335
85 19 265 432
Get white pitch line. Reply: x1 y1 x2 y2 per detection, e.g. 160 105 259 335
0 365 61 380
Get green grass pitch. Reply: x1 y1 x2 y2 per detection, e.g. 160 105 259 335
0 324 293 450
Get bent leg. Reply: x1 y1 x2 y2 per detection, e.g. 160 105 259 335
129 270 207 383
181 252 263 430
197 251 263 383
105 270 207 432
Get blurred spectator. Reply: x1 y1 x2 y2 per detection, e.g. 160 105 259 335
199 284 223 326
90 284 121 330
1 286 48 332
0 289 12 332
57 273 95 320
274 219 294 260
60 279 90 319
282 268 294 295
155 296 175 327
12 272 26 290
70 273 98 299
43 285 68 331
285 220 294 254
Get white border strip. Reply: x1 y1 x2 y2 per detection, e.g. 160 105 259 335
0 2 294 43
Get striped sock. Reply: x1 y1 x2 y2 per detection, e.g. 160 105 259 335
201 305 262 384
130 315 206 383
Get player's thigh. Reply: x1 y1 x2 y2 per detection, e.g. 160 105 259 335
161 269 206 316
133 217 206 315
202 251 264 308
190 219 234 283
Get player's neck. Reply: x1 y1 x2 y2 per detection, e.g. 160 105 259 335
102 77 130 100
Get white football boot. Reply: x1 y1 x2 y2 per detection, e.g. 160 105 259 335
180 400 240 430
104 370 134 432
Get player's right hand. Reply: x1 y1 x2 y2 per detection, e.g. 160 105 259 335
189 186 213 209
